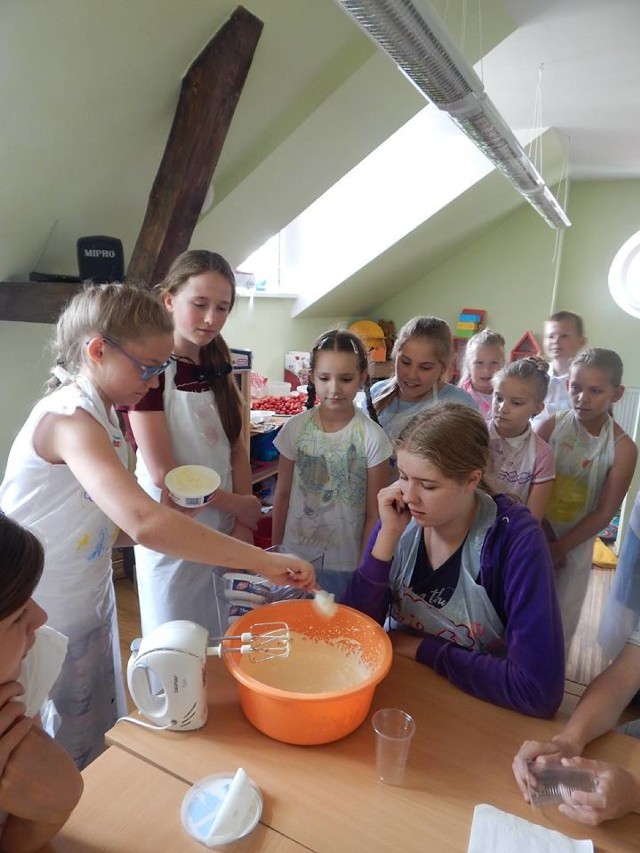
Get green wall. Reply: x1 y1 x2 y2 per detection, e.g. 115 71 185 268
375 179 640 388
2 179 639 472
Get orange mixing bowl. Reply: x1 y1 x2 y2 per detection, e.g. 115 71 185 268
223 600 392 745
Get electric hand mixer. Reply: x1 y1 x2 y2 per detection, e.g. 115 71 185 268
126 619 290 731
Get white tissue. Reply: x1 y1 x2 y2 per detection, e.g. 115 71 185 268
207 768 253 843
14 625 68 719
467 804 593 853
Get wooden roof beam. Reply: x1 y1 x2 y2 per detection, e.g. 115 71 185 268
127 5 264 286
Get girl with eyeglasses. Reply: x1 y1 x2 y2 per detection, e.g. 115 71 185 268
272 329 392 597
0 282 315 769
123 251 262 640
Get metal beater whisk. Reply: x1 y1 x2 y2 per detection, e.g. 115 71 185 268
207 621 291 663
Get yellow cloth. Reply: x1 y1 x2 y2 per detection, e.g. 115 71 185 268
593 537 617 569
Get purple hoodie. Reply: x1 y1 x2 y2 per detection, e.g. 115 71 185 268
342 494 564 718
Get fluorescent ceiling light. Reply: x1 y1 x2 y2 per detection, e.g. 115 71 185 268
337 0 571 229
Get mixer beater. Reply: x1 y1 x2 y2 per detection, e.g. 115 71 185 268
208 621 291 663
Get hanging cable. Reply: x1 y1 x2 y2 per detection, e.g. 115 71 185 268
526 63 545 174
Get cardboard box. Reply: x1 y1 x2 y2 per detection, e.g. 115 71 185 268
284 351 310 389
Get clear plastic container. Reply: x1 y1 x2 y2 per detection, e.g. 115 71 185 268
265 546 324 601
181 769 262 847
525 761 597 808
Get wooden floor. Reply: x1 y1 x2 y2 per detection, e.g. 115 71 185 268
114 564 619 716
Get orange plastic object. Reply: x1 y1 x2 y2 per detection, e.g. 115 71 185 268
223 600 392 745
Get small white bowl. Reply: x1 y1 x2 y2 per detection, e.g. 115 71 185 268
164 465 221 507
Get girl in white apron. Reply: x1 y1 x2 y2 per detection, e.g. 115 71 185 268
486 357 555 521
0 514 82 849
537 348 637 653
342 402 565 718
0 283 315 768
272 330 392 598
127 250 262 636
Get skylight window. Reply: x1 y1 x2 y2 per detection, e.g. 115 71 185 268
237 103 541 305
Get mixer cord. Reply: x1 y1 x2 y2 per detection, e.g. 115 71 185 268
116 714 177 731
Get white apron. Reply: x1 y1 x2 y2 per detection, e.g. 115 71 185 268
546 410 615 650
281 410 370 598
389 491 505 654
134 360 234 637
486 422 538 503
0 373 127 769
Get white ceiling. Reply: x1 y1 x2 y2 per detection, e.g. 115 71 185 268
487 0 640 179
1 0 639 303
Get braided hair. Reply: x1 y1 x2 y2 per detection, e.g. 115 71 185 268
306 329 381 424
491 356 550 404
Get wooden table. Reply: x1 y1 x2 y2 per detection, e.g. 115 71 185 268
44 746 307 852
107 656 640 852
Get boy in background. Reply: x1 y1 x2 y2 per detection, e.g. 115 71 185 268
537 310 586 421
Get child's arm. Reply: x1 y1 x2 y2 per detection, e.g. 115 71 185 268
550 432 637 565
526 437 555 521
271 455 295 547
34 409 315 588
525 480 553 521
533 414 556 440
359 461 390 559
0 723 83 852
228 435 262 543
127 409 176 492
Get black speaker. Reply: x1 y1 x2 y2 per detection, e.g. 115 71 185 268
77 236 125 283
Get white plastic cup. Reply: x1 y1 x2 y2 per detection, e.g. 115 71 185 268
372 708 416 785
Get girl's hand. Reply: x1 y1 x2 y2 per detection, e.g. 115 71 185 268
259 552 316 591
549 540 567 568
557 757 640 825
0 725 82 821
389 630 421 659
377 481 411 536
0 683 33 777
231 494 262 530
231 521 255 545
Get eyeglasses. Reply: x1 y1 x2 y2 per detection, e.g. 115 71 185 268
102 335 171 381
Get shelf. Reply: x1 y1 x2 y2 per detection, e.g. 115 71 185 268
0 280 83 323
251 460 279 485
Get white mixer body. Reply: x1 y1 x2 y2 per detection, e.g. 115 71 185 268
127 620 209 731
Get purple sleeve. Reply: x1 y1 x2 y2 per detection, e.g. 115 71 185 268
415 512 564 718
340 520 393 623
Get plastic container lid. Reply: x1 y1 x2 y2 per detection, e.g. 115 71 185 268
181 769 262 847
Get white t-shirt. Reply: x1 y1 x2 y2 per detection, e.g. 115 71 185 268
532 369 570 428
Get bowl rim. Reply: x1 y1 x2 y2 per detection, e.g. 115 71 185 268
223 601 393 700
164 464 221 499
